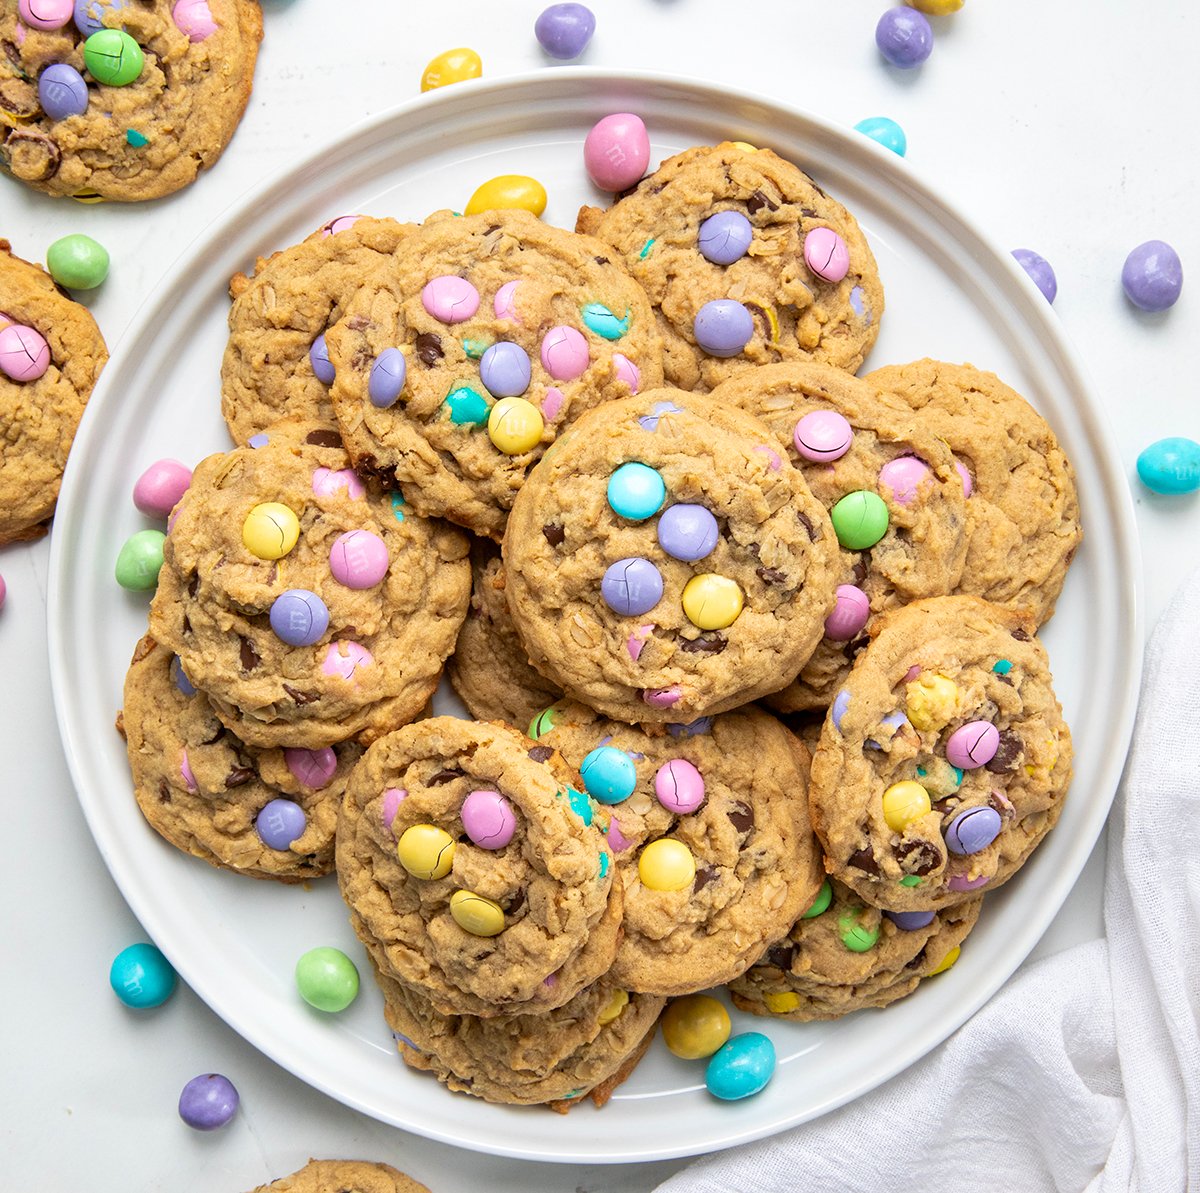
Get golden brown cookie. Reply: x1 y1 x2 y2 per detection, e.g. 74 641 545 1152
247 1158 429 1193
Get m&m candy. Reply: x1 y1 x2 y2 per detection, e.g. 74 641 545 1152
654 759 706 815
693 300 753 358
397 824 455 880
487 397 544 454
242 503 300 560
656 503 718 561
698 211 753 267
602 557 663 617
681 574 743 631
38 64 89 121
793 410 852 462
607 462 665 521
705 1032 776 1100
584 113 650 192
420 47 482 91
0 324 50 382
132 458 191 518
1122 240 1183 312
876 5 933 68
450 889 506 936
295 946 359 1012
109 942 177 1008
479 341 532 398
662 994 731 1059
830 490 889 550
83 28 144 86
945 720 1000 769
256 799 307 850
19 0 73 29
368 348 407 408
461 789 517 849
115 529 166 590
178 1073 239 1131
465 175 547 218
580 745 637 804
1012 249 1058 304
534 3 595 59
638 838 695 891
881 780 931 831
854 116 907 156
1137 437 1200 495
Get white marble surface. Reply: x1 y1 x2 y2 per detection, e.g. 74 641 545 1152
2 2 1197 1189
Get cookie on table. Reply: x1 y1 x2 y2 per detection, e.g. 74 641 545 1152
446 539 561 728
323 208 663 540
247 1159 429 1193
728 878 982 1021
864 359 1082 624
148 421 470 749
377 966 664 1111
336 717 623 1018
576 141 884 391
711 362 968 711
1 0 261 201
810 595 1073 914
502 389 841 724
534 700 825 995
222 216 416 445
0 239 107 543
121 634 360 881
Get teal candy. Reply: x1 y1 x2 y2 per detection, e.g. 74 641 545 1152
389 492 406 521
445 384 490 425
125 128 148 147
580 745 637 804
854 115 907 157
1137 437 1200 495
581 302 631 340
639 238 656 259
115 529 166 590
607 462 666 521
461 338 490 359
599 851 610 878
706 1032 776 1100
109 943 176 1008
565 786 593 826
993 659 1013 675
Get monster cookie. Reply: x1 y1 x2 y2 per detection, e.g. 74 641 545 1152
323 208 663 540
865 359 1082 623
534 700 825 994
576 142 884 391
711 362 968 711
248 1159 430 1193
148 421 470 749
120 634 359 880
1 0 262 201
728 878 981 1021
446 540 562 727
336 717 622 1018
503 389 841 723
0 239 107 543
376 966 664 1110
222 216 416 444
810 595 1073 913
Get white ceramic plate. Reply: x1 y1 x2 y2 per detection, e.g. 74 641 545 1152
47 70 1142 1163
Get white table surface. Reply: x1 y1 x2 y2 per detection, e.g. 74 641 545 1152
3 2 1197 1189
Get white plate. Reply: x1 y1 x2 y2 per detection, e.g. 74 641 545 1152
48 70 1142 1164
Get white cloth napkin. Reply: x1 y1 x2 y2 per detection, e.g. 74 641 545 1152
657 570 1200 1193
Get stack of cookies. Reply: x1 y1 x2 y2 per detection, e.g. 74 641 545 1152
118 138 1082 1111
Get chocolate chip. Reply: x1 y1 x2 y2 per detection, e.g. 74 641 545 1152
224 767 254 789
182 614 192 636
848 847 879 875
484 223 501 235
428 768 464 785
851 560 869 584
266 562 278 587
1011 627 1030 641
996 673 1013 686
764 943 795 970
157 780 172 804
842 636 869 663
727 802 755 832
800 207 819 219
542 523 565 546
415 332 444 365
797 511 818 541
528 745 553 762
239 637 260 671
756 566 787 586
679 634 727 655
282 684 320 705
506 889 526 915
984 730 1022 773
2 39 24 74
693 863 718 893
905 947 929 970
305 429 342 447
893 839 942 876
594 255 610 265
345 315 371 331
746 188 779 215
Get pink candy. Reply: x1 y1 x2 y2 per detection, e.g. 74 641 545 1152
654 759 706 815
172 0 217 40
540 387 564 421
322 640 373 680
18 0 73 29
312 466 365 501
133 458 192 519
380 787 407 837
606 817 633 852
321 214 362 236
284 746 338 789
793 409 852 463
421 275 480 324
945 721 1000 769
584 113 651 192
612 352 640 393
642 685 681 709
540 325 589 381
493 280 523 322
461 789 517 849
878 455 931 506
179 749 196 793
329 529 389 589
824 584 870 641
0 323 50 382
955 458 974 498
803 227 851 283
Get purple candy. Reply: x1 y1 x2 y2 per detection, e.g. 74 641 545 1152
824 584 870 641
256 799 307 849
534 2 595 59
74 0 126 36
1012 249 1058 304
831 689 851 731
178 1073 239 1131
170 654 196 696
479 340 532 397
656 503 719 562
461 789 517 849
948 870 990 892
601 557 663 616
270 588 329 646
309 333 334 384
38 63 89 120
954 458 973 498
248 432 269 449
285 747 338 790
368 348 406 408
945 720 1000 769
878 455 931 506
945 806 1003 856
698 211 753 266
1122 240 1183 312
793 409 853 463
886 909 936 931
875 5 933 69
693 300 754 357
666 717 712 738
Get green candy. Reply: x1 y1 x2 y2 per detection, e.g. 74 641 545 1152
83 29 144 87
838 909 880 953
528 705 558 739
444 384 489 425
46 234 109 290
830 489 889 550
115 529 165 591
800 879 833 919
899 875 922 888
295 946 359 1013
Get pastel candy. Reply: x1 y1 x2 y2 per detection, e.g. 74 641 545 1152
171 0 216 40
115 529 165 590
602 557 662 616
540 325 590 380
855 115 907 157
256 799 306 849
638 838 695 891
461 789 517 849
329 530 389 589
487 397 543 454
706 1033 776 1100
38 63 89 120
109 942 176 1008
422 275 480 324
309 334 334 384
242 503 299 560
1137 437 1200 495
612 352 640 392
824 584 870 641
681 574 743 630
661 994 731 1059
295 946 359 1013
881 780 931 831
83 28 144 87
607 462 665 521
955 458 974 498
73 0 126 36
654 758 705 814
420 46 482 92
948 870 990 892
878 455 931 505
450 889 506 936
284 746 337 789
698 210 753 266
178 1073 239 1131
270 588 329 646
479 341 531 397
541 384 564 420
493 280 523 322
312 467 365 500
581 745 638 805
584 112 650 192
465 175 547 218
322 639 373 679
1122 240 1183 312
20 0 74 28
0 324 50 382
368 348 407 408
830 490 889 550
1012 248 1058 304
397 824 455 880
945 806 1002 855
793 410 852 462
656 503 718 561
534 2 596 59
693 300 753 357
133 458 192 518
321 214 362 236
886 909 936 930
803 227 851 283
876 5 934 68
945 720 1000 769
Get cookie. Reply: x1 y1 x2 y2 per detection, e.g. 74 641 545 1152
247 1159 429 1193
1 0 262 201
809 596 1073 913
576 142 884 391
148 421 470 749
534 700 825 995
0 239 107 543
335 717 622 1018
864 359 1082 623
323 208 664 540
221 216 416 445
121 633 361 880
728 879 981 1021
711 361 968 711
376 966 663 1110
502 389 842 724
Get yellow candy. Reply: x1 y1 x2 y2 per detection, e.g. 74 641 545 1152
661 994 731 1059
449 888 505 937
598 988 629 1026
487 396 544 455
396 824 456 880
881 780 932 831
465 174 547 218
242 502 300 560
907 0 963 13
638 837 696 892
929 944 962 976
730 141 759 153
905 673 959 732
420 47 482 92
681 574 744 631
763 990 801 1014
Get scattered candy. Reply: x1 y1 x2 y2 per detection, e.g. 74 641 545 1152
397 824 455 880
172 0 216 40
954 459 973 497
706 1032 776 1100
662 994 731 1059
73 0 127 37
132 458 191 518
839 908 880 952
947 871 989 893
830 490 889 550
654 758 705 815
256 799 307 849
20 0 73 28
881 780 931 831
308 333 334 384
0 324 50 382
487 396 544 454
581 745 638 804
242 502 300 560
83 28 144 86
115 529 165 590
803 227 851 283
450 889 506 936
1012 249 1058 304
929 944 962 975
420 47 482 92
461 789 517 849
540 324 590 380
109 942 176 1008
295 946 359 1012
681 573 744 630
479 341 532 398
945 806 1002 855
0 574 6 611
906 672 959 731
444 384 490 425
824 584 870 641
38 63 89 120
1122 240 1183 311
178 1074 239 1131
1137 437 1200 495
170 654 194 695
945 720 1000 769
656 503 718 562
607 461 665 521
801 879 833 919
793 409 853 463
854 115 907 156
698 211 753 267
368 348 407 408
565 785 593 825
465 174 547 218
907 0 962 12
638 837 695 891
584 112 651 192
422 275 480 324
534 2 595 59
693 299 753 358
602 556 663 616
831 689 851 731
878 455 930 505
330 529 389 589
876 6 933 68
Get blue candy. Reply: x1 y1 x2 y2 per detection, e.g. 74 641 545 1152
581 303 631 340
607 461 666 520
705 1032 776 1100
854 116 907 157
109 942 177 1009
1137 437 1200 495
580 745 637 804
368 348 407 408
